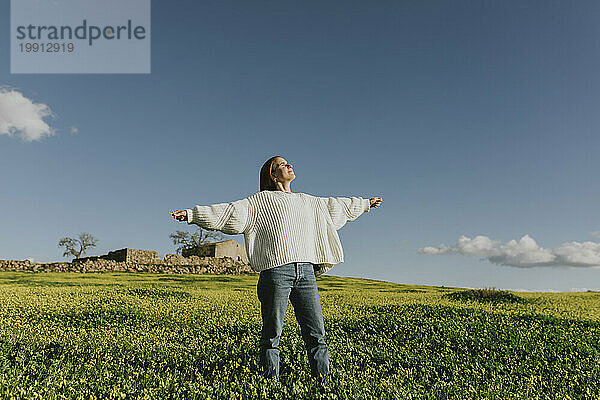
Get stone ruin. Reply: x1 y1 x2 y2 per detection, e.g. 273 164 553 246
182 240 249 263
0 241 254 275
76 248 161 264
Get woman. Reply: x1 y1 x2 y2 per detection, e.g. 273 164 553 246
172 155 382 383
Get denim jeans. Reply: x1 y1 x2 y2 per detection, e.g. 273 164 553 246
257 262 330 382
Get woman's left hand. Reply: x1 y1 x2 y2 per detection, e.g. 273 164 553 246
171 210 188 222
369 197 383 208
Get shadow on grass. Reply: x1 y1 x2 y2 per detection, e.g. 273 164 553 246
158 276 243 283
126 287 192 299
442 288 528 304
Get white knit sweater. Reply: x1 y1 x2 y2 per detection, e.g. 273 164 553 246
186 190 370 276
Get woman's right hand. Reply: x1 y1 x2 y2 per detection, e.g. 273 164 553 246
369 197 383 208
172 210 188 222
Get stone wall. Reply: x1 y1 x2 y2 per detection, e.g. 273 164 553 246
182 240 249 263
182 245 214 258
77 248 160 264
109 248 160 263
0 256 254 275
214 240 249 263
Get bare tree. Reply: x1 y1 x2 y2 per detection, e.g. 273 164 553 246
58 232 98 259
169 227 225 255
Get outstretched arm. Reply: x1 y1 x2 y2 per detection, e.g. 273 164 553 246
321 196 382 230
172 198 250 235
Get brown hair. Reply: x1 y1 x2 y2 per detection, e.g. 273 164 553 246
260 155 283 191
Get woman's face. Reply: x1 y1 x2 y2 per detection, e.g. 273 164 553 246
271 157 295 184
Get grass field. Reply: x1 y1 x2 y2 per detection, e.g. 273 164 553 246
1 271 599 399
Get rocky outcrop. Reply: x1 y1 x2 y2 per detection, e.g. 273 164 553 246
0 256 254 275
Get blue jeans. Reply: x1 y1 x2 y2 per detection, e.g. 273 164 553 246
257 262 330 382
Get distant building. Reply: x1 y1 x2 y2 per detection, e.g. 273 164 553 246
74 242 249 265
102 248 160 263
182 240 249 263
75 248 159 264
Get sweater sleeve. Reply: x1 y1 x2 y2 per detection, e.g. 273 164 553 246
185 198 250 235
321 196 370 230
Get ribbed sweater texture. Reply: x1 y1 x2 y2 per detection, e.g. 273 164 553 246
186 190 370 276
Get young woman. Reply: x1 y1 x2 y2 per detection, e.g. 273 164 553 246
172 155 382 383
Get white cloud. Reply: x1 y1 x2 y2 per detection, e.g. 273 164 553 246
457 235 501 256
418 235 500 256
553 241 600 266
0 88 55 142
419 234 600 268
70 126 79 135
488 235 556 267
418 244 452 255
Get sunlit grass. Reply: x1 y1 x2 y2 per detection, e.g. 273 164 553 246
1 271 599 399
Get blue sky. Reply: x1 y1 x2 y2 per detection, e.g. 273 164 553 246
1 0 599 291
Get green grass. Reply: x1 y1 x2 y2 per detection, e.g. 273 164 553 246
441 287 527 304
0 271 599 399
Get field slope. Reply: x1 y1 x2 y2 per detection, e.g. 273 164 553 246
1 271 599 399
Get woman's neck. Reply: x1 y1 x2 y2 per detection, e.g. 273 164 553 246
275 181 292 192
